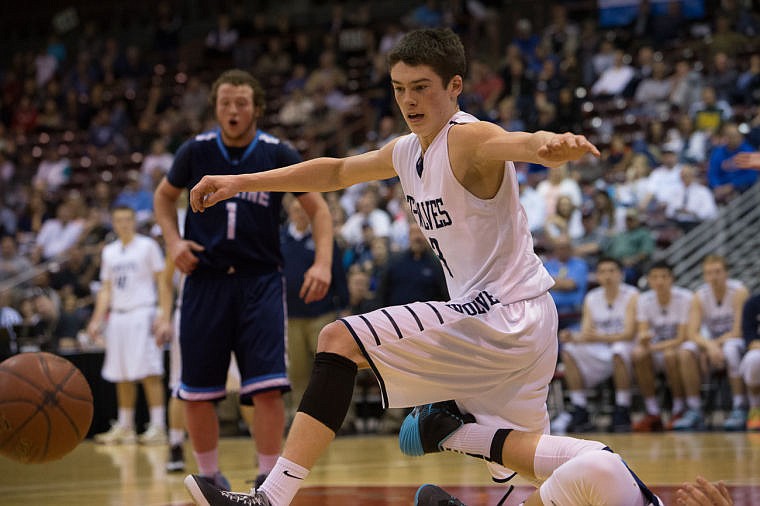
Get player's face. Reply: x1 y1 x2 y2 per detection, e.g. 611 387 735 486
596 261 622 288
215 83 257 146
647 268 672 293
111 209 136 239
703 260 727 289
390 62 461 146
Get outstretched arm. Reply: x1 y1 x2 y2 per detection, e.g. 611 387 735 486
190 141 398 212
733 152 760 170
455 122 600 168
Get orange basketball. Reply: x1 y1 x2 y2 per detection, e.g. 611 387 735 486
0 352 93 463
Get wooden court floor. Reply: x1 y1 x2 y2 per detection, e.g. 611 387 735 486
2 432 760 505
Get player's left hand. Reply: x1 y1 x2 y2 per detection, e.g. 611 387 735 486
675 476 732 506
537 133 600 167
190 175 241 212
152 315 173 346
300 263 332 304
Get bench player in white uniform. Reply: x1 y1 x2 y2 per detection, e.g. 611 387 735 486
674 254 749 431
740 293 760 431
88 206 170 444
552 257 639 433
631 261 693 431
184 28 661 506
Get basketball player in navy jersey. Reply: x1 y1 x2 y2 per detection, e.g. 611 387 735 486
153 69 334 490
183 29 661 506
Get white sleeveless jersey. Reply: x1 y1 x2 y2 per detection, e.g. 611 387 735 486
696 278 746 337
585 284 638 336
636 286 693 343
100 234 165 311
392 111 554 303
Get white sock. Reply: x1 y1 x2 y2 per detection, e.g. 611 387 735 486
732 394 746 410
533 435 607 482
118 408 135 429
615 390 631 408
644 397 660 416
194 448 219 477
687 396 701 411
258 457 309 505
441 423 498 458
257 452 279 476
569 391 587 408
169 428 185 446
149 406 166 428
672 398 685 414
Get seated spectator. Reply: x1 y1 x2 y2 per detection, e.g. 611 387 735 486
590 49 634 98
740 293 760 431
205 14 239 63
536 164 582 217
544 194 584 242
669 59 703 114
707 122 758 203
33 144 71 193
736 53 760 106
0 289 22 359
673 255 749 431
543 235 588 330
0 235 33 284
340 187 391 248
631 262 693 432
690 86 732 134
705 51 739 103
602 208 655 285
664 165 718 232
551 257 639 434
518 172 546 235
31 199 85 263
113 170 154 225
640 146 683 212
140 139 174 191
633 60 672 117
375 223 448 307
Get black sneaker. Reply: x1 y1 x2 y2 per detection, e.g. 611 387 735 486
166 444 185 472
399 401 475 457
184 475 270 506
608 406 632 433
415 484 467 506
567 405 595 433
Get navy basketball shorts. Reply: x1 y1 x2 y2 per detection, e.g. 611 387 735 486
177 270 290 404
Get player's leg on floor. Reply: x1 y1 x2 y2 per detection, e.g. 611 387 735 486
250 390 285 482
95 381 138 444
185 400 229 489
167 396 186 472
140 375 168 444
527 450 650 506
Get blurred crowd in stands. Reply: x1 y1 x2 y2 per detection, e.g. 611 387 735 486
1 0 759 432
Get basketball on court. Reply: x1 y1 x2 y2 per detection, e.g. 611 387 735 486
0 352 93 463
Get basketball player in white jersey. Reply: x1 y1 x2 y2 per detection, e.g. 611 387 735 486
182 28 658 506
740 293 760 431
631 261 693 432
552 257 639 434
674 255 749 431
88 206 170 445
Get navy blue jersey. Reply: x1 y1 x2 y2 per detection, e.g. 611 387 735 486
167 129 302 272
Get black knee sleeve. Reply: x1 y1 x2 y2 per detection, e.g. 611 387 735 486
297 352 358 433
489 428 513 465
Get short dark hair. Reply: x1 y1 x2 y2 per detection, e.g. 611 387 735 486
387 28 466 87
597 256 622 271
111 205 135 215
210 69 266 113
648 260 673 274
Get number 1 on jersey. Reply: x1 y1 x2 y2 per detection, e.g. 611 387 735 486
429 237 453 277
226 202 237 239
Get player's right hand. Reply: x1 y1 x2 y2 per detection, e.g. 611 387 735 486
190 175 240 213
168 239 204 274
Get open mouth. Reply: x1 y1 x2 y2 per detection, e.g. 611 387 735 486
408 113 424 122
228 119 239 127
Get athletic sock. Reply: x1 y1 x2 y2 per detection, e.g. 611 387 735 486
732 395 746 410
615 390 631 408
672 398 685 414
149 406 166 428
686 396 701 411
257 452 279 476
569 390 587 408
644 397 660 416
118 407 135 429
169 429 185 447
194 447 219 477
441 423 498 458
258 457 309 505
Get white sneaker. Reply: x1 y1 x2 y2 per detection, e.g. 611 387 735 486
138 424 168 445
94 423 137 444
550 411 572 435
